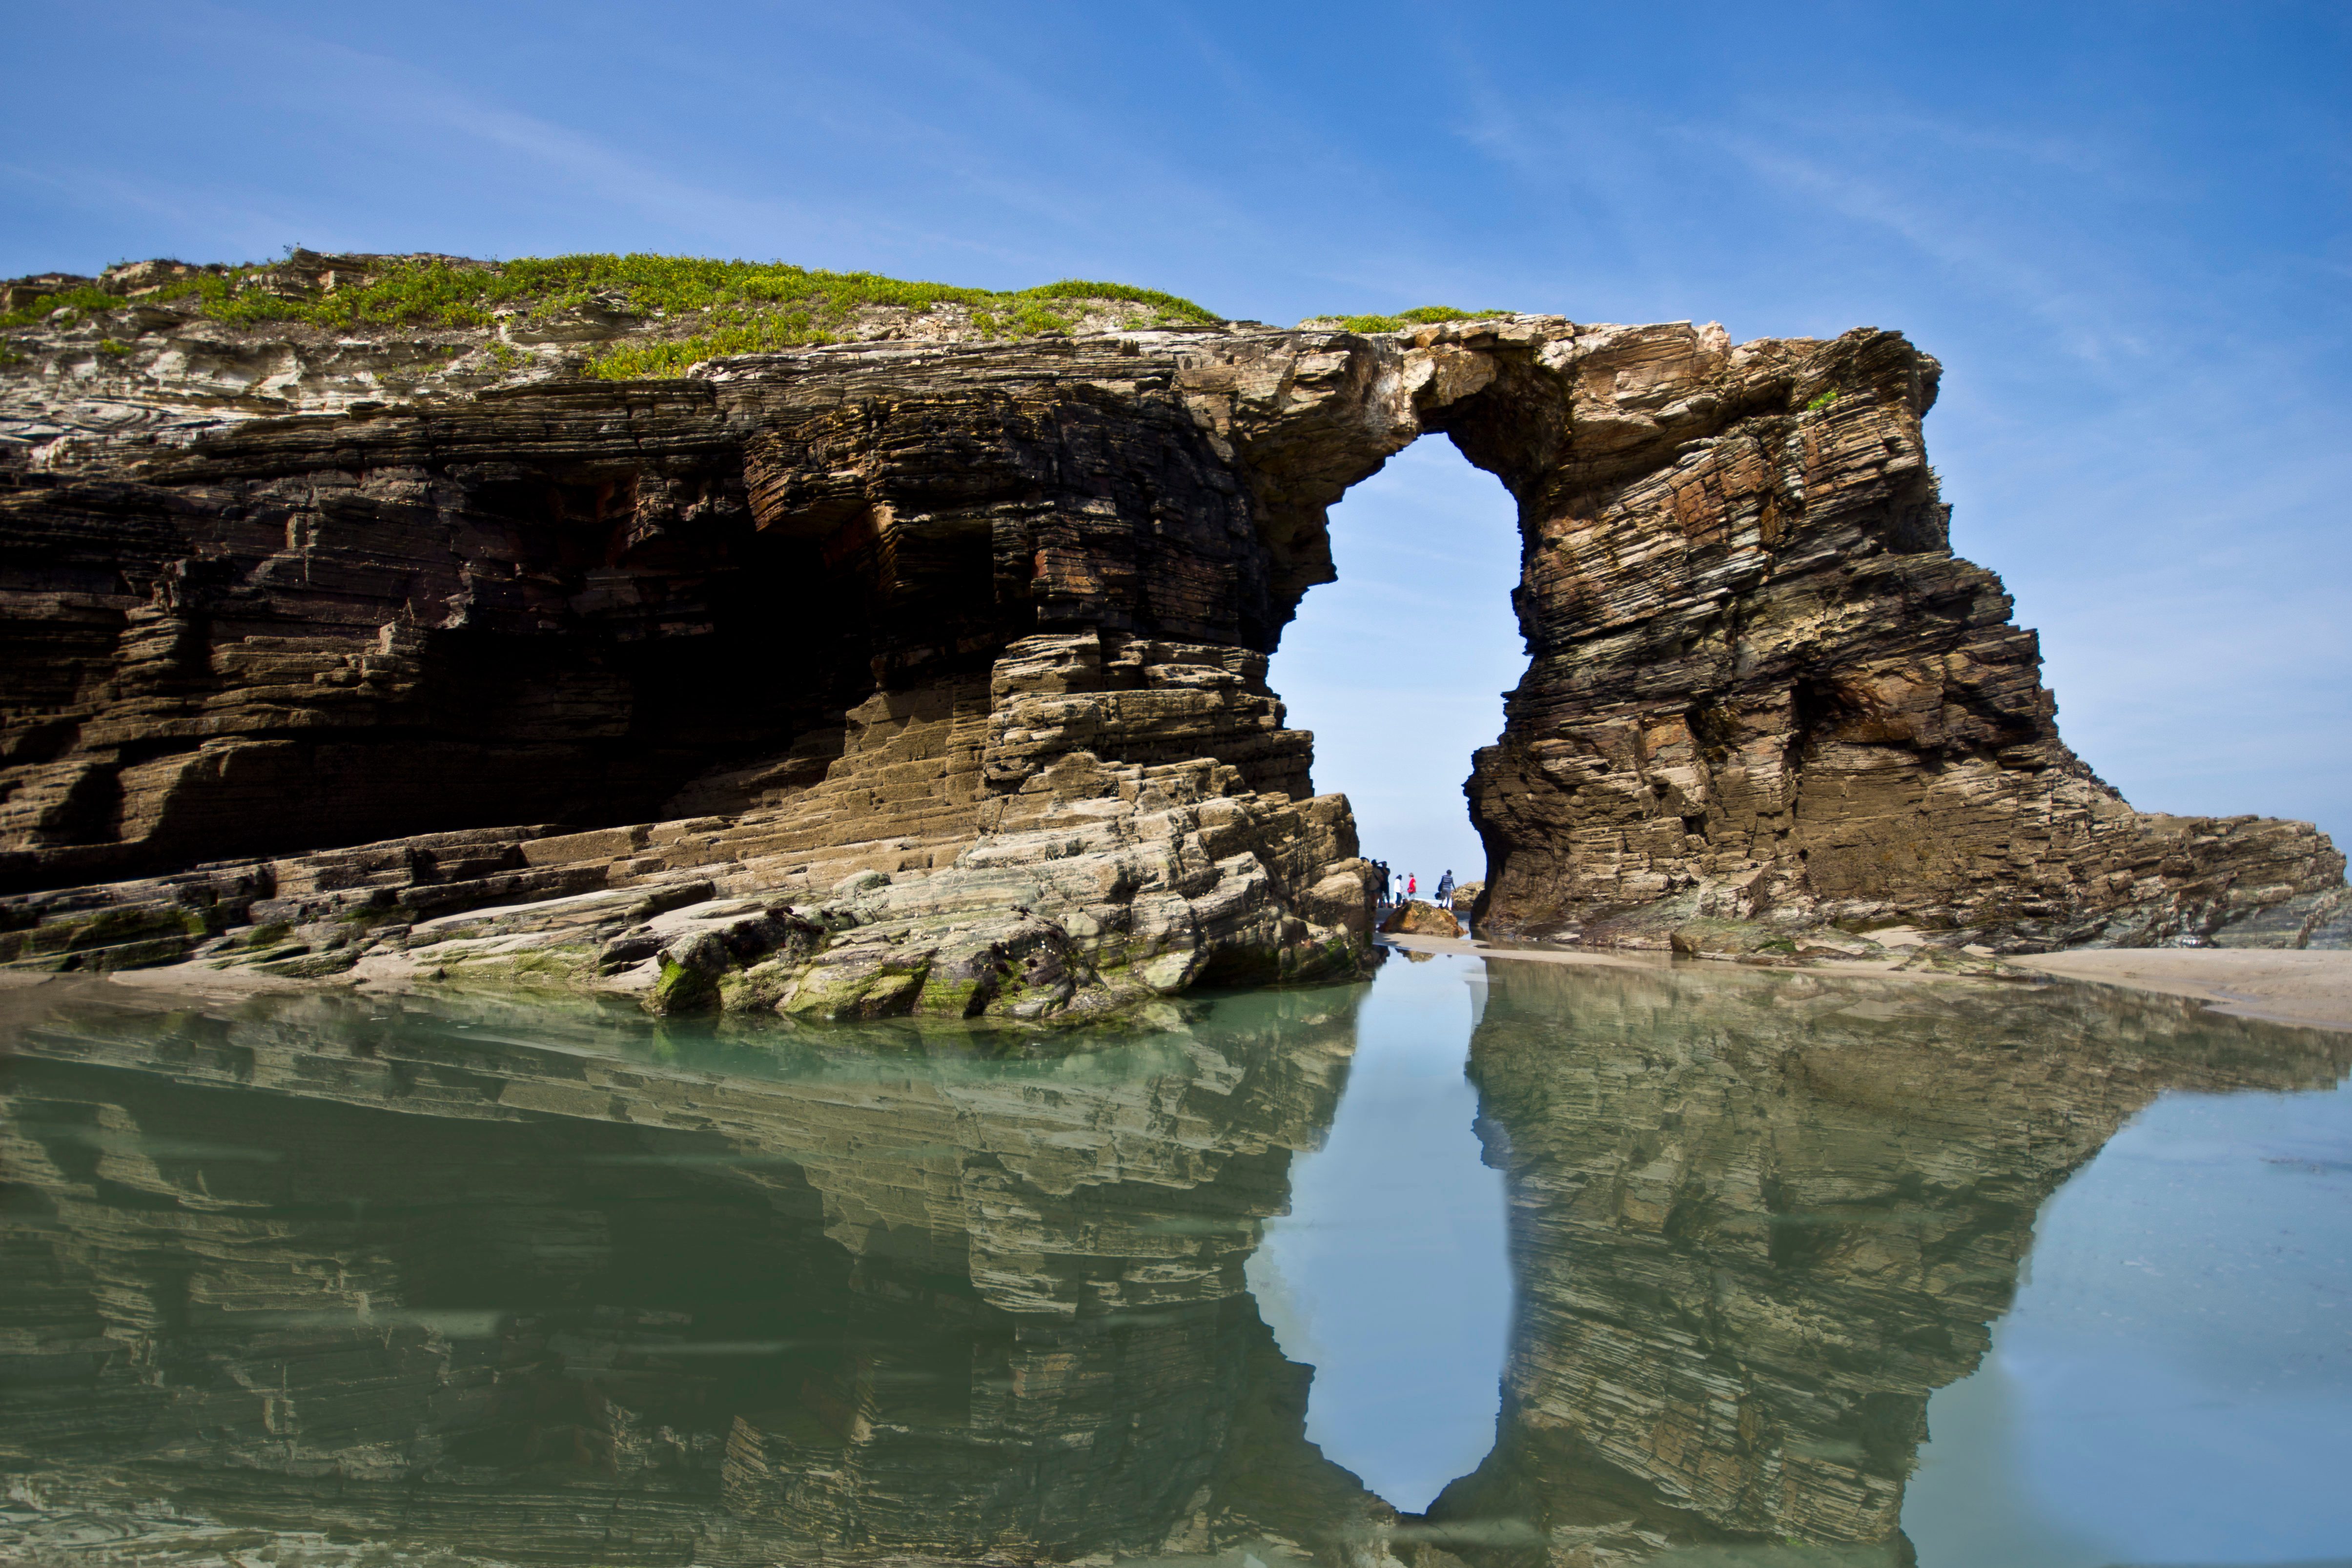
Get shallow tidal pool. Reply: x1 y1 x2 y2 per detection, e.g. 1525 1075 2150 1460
1 948 2347 1567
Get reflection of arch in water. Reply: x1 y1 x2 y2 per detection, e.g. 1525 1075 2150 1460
1423 958 2352 1561
4 967 2348 1566
1245 949 1513 1512
0 981 1388 1563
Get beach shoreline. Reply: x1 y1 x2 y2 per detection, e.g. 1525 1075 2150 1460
8 939 2352 1038
1381 933 2352 1034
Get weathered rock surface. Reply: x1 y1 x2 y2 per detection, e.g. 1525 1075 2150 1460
1378 898 1463 937
2 255 2340 1007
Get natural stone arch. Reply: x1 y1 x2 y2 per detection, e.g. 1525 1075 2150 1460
0 283 2341 996
1182 317 2341 950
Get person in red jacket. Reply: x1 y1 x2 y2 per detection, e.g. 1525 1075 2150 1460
1406 873 1416 899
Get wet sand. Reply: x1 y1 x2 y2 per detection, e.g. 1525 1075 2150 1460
2008 948 2352 1034
1385 933 2352 1034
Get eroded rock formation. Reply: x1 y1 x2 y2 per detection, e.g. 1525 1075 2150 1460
1 254 2341 1012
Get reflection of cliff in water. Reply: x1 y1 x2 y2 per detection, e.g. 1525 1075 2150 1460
0 981 1386 1565
1432 959 2352 1564
3 964 2349 1567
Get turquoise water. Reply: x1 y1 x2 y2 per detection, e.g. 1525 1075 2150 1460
2 949 2348 1565
1904 1086 2352 1563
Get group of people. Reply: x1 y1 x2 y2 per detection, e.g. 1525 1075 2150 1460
1371 862 1459 909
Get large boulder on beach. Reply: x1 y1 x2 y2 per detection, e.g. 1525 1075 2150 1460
1379 899 1462 938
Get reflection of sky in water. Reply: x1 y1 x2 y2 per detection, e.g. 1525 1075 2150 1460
1905 1078 2352 1564
1246 951 1510 1513
17 953 2352 1560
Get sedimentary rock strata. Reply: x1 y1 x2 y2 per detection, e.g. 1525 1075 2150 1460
1 252 2341 1011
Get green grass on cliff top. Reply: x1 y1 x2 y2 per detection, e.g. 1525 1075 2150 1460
1320 305 1520 333
3 251 1521 379
0 252 1226 378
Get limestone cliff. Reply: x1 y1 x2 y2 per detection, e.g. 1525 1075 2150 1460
1 253 2340 1011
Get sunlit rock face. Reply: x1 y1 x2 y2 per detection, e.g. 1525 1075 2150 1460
1432 957 2352 1560
1 265 2342 1013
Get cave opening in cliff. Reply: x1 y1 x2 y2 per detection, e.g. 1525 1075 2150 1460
1267 435 1525 904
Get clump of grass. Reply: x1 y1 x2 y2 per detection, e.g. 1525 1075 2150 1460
1321 305 1520 334
2 253 1226 381
588 312 839 380
580 269 1223 378
0 284 125 329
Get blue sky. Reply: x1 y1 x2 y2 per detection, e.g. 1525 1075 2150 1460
8 0 2347 880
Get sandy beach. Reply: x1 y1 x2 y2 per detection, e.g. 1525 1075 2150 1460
1384 932 2352 1034
2007 948 2352 1033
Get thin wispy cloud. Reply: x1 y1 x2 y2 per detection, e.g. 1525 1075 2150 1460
1705 131 2132 362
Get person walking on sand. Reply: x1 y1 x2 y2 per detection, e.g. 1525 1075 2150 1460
1436 870 1454 909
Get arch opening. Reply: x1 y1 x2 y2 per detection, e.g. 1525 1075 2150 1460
1267 435 1526 907
1255 435 1523 1510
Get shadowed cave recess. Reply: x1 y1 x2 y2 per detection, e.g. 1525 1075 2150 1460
1 253 2345 1012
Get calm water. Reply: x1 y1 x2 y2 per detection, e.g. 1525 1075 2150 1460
2 949 2348 1567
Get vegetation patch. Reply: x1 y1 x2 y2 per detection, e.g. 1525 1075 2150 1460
3 251 1226 381
1315 305 1520 334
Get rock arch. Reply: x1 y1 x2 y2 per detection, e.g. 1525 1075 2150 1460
0 297 2342 996
1180 314 2343 951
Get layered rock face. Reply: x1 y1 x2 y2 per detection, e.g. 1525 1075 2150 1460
1451 329 2346 950
0 308 1377 1014
2 257 2341 1004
